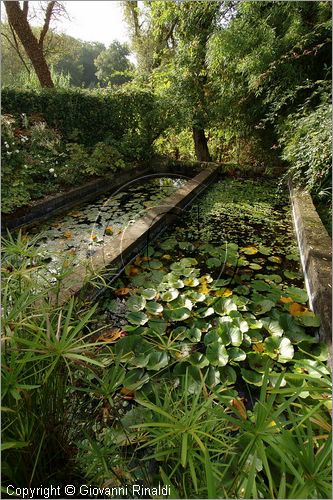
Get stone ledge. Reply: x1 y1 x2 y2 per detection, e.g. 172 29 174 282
289 183 332 352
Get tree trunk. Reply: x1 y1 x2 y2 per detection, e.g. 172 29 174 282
4 1 54 88
192 127 211 162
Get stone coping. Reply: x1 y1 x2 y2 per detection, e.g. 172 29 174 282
289 183 332 352
56 166 219 305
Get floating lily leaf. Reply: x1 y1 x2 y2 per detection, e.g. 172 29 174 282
167 275 185 289
148 319 167 335
164 307 191 322
251 280 272 292
284 270 299 280
214 297 237 315
206 342 229 367
284 287 308 304
241 246 258 255
196 306 214 318
146 350 169 370
185 291 206 303
126 311 148 326
240 368 264 386
249 263 262 270
160 238 177 250
161 289 179 302
228 347 246 362
215 288 233 297
123 369 150 391
247 352 269 373
251 299 275 315
233 285 250 296
261 318 284 336
180 257 198 267
127 295 146 312
178 241 195 251
187 352 209 368
295 312 321 327
256 274 282 284
141 259 163 270
145 301 163 315
219 366 237 385
264 336 294 363
204 329 223 345
171 296 193 311
205 366 221 387
206 257 222 268
268 256 282 264
269 372 287 387
171 326 188 340
258 245 271 255
212 278 231 288
186 327 202 342
298 342 328 361
246 329 263 343
141 288 157 300
183 277 200 287
286 253 300 261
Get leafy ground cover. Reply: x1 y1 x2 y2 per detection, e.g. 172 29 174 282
27 177 185 272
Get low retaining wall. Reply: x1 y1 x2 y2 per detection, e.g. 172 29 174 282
289 184 332 351
1 162 202 232
57 166 219 305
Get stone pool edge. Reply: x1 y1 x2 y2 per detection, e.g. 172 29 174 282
289 183 332 353
56 166 219 305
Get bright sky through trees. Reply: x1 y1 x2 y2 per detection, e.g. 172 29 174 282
56 1 130 45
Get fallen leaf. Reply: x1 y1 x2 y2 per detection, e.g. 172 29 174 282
230 398 247 419
253 343 265 353
63 230 73 239
114 287 131 297
289 302 309 316
279 296 293 304
241 246 258 255
120 387 135 399
97 327 124 343
105 226 113 235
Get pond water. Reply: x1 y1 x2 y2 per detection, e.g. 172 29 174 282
92 177 325 398
29 177 186 270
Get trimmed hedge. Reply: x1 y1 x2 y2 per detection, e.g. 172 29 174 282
1 87 163 156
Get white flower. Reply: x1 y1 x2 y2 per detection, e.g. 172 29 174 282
4 142 9 148
24 165 28 169
49 168 55 173
54 173 57 178
15 150 19 153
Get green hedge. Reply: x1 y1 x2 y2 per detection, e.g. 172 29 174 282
1 87 163 158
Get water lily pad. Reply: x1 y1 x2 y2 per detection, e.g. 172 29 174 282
227 347 246 362
185 291 206 303
284 287 308 304
251 299 275 315
258 245 272 255
241 246 258 255
206 257 222 268
141 259 163 270
264 336 294 363
196 306 215 318
249 263 262 270
247 352 269 373
183 277 200 287
123 369 150 391
160 238 177 250
145 301 163 315
180 257 198 267
268 256 282 264
187 352 209 368
206 342 229 367
161 289 179 302
214 297 237 315
283 270 299 280
241 368 264 386
148 319 167 335
261 318 284 336
219 366 237 385
164 307 191 322
126 311 148 326
127 295 146 312
141 288 157 300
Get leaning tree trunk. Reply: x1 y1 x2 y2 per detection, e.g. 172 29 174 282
4 1 54 88
192 127 211 162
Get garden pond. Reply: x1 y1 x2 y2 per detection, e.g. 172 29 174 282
28 176 186 272
87 178 328 404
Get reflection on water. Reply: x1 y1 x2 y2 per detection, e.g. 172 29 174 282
29 177 186 270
